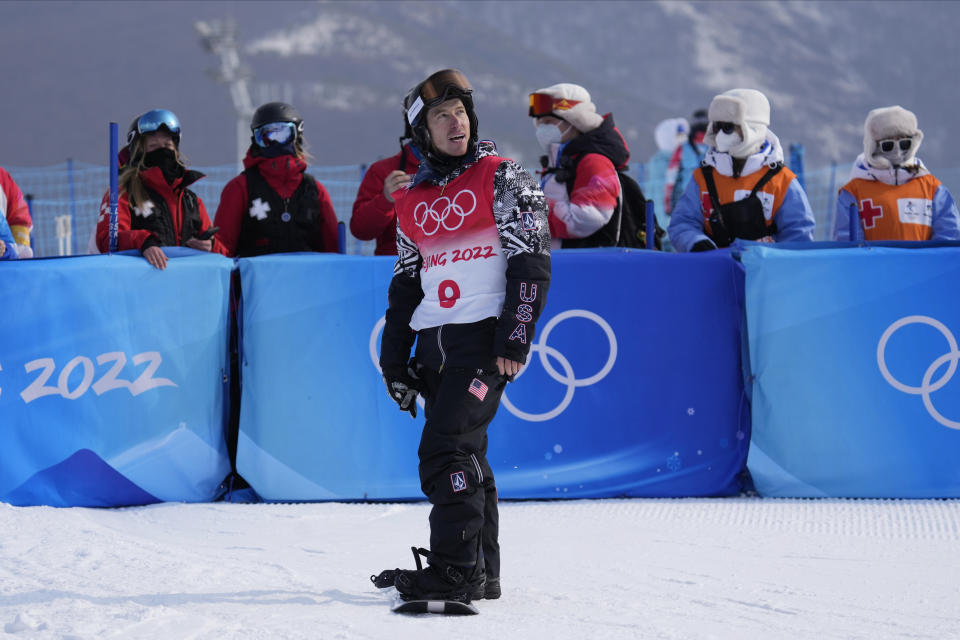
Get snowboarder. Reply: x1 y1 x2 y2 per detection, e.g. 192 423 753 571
376 68 551 605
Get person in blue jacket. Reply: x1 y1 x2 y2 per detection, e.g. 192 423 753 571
668 88 815 252
671 108 709 215
0 214 18 260
646 117 689 236
833 105 960 242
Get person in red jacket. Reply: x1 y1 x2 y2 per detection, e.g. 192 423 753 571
0 167 33 258
348 89 421 255
95 109 223 269
213 102 338 257
528 83 628 249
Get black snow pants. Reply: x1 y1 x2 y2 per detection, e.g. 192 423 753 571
417 363 506 579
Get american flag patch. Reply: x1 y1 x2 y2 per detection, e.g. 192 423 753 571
468 377 488 401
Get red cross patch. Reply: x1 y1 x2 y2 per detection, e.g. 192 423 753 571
860 198 884 229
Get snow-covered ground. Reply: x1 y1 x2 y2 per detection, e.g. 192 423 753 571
1 498 958 639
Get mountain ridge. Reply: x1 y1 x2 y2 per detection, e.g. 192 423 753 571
1 1 957 173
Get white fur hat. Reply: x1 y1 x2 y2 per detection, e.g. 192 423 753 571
863 105 923 168
704 88 771 158
530 83 605 133
653 117 690 152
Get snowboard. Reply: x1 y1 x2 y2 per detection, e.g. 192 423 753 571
391 595 479 615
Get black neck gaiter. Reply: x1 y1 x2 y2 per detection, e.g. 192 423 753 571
144 148 184 184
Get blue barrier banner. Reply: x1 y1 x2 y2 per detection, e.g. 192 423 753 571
742 244 960 497
237 250 748 500
0 250 233 506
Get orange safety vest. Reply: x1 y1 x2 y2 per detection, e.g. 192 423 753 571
841 174 941 241
692 164 797 239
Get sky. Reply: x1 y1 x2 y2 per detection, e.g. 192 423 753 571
3 1 960 172
1 498 958 639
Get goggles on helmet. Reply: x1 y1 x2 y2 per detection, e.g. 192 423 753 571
407 69 472 126
528 93 582 118
253 121 298 147
129 109 181 144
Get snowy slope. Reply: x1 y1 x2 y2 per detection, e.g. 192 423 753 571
1 499 958 639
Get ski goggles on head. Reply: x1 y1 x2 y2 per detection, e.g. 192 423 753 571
419 69 472 104
528 93 581 118
253 121 298 147
407 69 472 125
129 109 181 144
878 138 912 153
712 121 738 135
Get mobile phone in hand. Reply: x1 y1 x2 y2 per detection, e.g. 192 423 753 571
195 226 219 241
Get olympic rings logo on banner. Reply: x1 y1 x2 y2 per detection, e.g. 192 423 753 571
412 189 476 236
369 309 617 422
877 315 960 430
500 310 616 422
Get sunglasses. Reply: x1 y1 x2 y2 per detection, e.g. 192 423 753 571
129 109 181 144
712 121 737 135
528 93 583 118
407 69 473 125
253 121 297 147
878 138 912 153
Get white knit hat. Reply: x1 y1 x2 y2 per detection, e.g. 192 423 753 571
704 88 771 158
863 105 923 168
530 83 605 133
653 118 690 152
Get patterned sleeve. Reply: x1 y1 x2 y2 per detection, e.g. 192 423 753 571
379 225 424 375
492 159 552 364
392 224 421 277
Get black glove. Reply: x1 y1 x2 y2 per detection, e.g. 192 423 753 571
691 239 716 252
383 358 423 419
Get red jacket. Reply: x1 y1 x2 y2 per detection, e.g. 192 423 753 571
214 151 339 257
0 167 31 246
96 166 224 254
349 144 420 255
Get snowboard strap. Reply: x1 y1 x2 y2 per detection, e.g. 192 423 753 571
371 546 431 588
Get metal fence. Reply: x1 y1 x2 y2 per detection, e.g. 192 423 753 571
9 160 960 256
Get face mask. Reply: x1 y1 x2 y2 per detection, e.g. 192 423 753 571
259 141 297 158
536 123 564 151
143 148 183 184
715 130 742 153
